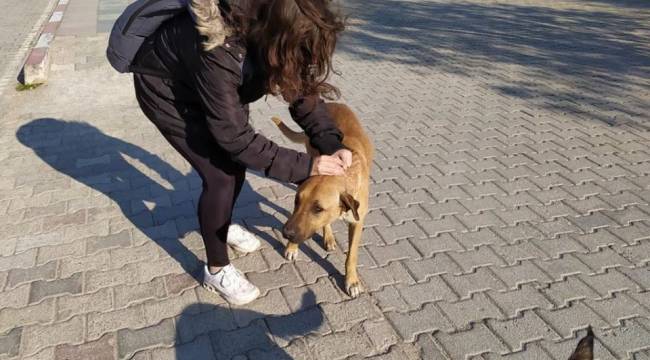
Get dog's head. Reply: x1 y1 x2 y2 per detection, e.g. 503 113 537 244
282 176 359 244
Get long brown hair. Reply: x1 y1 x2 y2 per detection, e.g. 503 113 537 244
246 0 345 100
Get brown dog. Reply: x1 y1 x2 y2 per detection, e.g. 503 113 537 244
272 103 373 297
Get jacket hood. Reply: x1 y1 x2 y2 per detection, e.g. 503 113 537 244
188 0 231 50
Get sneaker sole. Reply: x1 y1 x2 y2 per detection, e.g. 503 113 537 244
202 282 260 306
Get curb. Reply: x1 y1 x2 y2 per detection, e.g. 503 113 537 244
20 0 70 85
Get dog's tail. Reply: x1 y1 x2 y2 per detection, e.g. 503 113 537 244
272 116 309 144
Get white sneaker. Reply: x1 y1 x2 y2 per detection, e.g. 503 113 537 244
227 224 261 253
202 264 260 305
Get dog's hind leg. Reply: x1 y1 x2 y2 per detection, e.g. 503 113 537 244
323 224 337 251
345 220 364 298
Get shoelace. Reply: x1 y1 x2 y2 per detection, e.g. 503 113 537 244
221 266 246 289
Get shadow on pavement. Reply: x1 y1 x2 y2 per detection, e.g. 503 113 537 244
339 0 650 125
174 289 322 359
14 118 309 282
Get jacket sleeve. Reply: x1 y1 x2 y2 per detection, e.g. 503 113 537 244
289 95 345 155
192 49 312 184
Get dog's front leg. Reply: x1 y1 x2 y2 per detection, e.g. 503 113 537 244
284 241 299 261
345 220 364 297
323 224 337 251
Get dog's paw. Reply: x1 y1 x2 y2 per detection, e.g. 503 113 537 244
284 247 298 261
345 279 363 298
324 239 337 252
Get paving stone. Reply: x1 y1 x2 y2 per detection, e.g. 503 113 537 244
585 292 650 328
537 301 610 340
87 304 146 341
0 298 55 334
175 303 235 344
150 334 215 360
86 230 132 255
487 310 558 352
372 285 409 312
54 333 116 360
447 246 506 274
114 277 166 308
542 275 601 307
6 260 57 289
29 272 83 304
366 239 421 266
281 277 343 312
487 284 552 319
36 240 85 265
0 249 37 272
22 316 84 356
0 283 30 308
308 323 375 359
57 287 113 321
443 267 507 299
85 263 139 292
437 292 504 330
398 275 457 308
117 318 175 359
363 319 400 353
247 263 302 297
0 327 22 358
267 306 330 347
409 233 464 257
143 290 198 326
434 322 508 358
321 295 382 331
386 303 454 342
210 320 274 359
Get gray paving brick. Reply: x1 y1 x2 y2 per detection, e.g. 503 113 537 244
402 253 462 282
321 295 382 332
117 318 175 359
86 230 132 255
447 246 506 274
6 260 57 289
22 316 84 356
143 290 198 327
175 305 235 343
398 276 457 308
437 292 504 330
443 267 507 299
29 272 83 304
488 310 558 352
434 322 508 358
0 327 22 358
0 249 37 272
0 298 55 335
267 306 330 347
54 334 116 360
0 283 30 308
308 322 375 359
210 320 274 359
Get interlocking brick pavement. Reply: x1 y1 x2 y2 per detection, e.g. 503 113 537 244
0 0 649 358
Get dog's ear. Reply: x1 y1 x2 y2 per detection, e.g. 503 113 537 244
340 193 360 221
568 326 594 360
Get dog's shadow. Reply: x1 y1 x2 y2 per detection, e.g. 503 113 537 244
16 118 344 285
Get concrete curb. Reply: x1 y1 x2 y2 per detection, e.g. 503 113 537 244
20 0 70 85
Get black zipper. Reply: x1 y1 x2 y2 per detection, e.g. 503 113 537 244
121 0 165 35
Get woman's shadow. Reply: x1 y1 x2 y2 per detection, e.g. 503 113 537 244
16 118 294 281
173 290 323 360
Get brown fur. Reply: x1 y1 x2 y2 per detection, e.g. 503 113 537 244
274 103 373 297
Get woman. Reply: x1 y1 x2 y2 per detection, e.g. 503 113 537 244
131 0 350 305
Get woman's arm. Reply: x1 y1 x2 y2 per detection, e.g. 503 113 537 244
192 48 313 183
288 95 345 155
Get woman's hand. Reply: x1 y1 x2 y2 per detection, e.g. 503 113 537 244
310 155 346 176
332 149 352 169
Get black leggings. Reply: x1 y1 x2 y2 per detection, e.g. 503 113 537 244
134 73 244 267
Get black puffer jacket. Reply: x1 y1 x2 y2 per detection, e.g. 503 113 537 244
131 9 344 184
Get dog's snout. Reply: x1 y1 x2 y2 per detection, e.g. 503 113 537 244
282 226 296 241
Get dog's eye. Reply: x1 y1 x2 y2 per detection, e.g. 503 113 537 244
312 204 324 214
